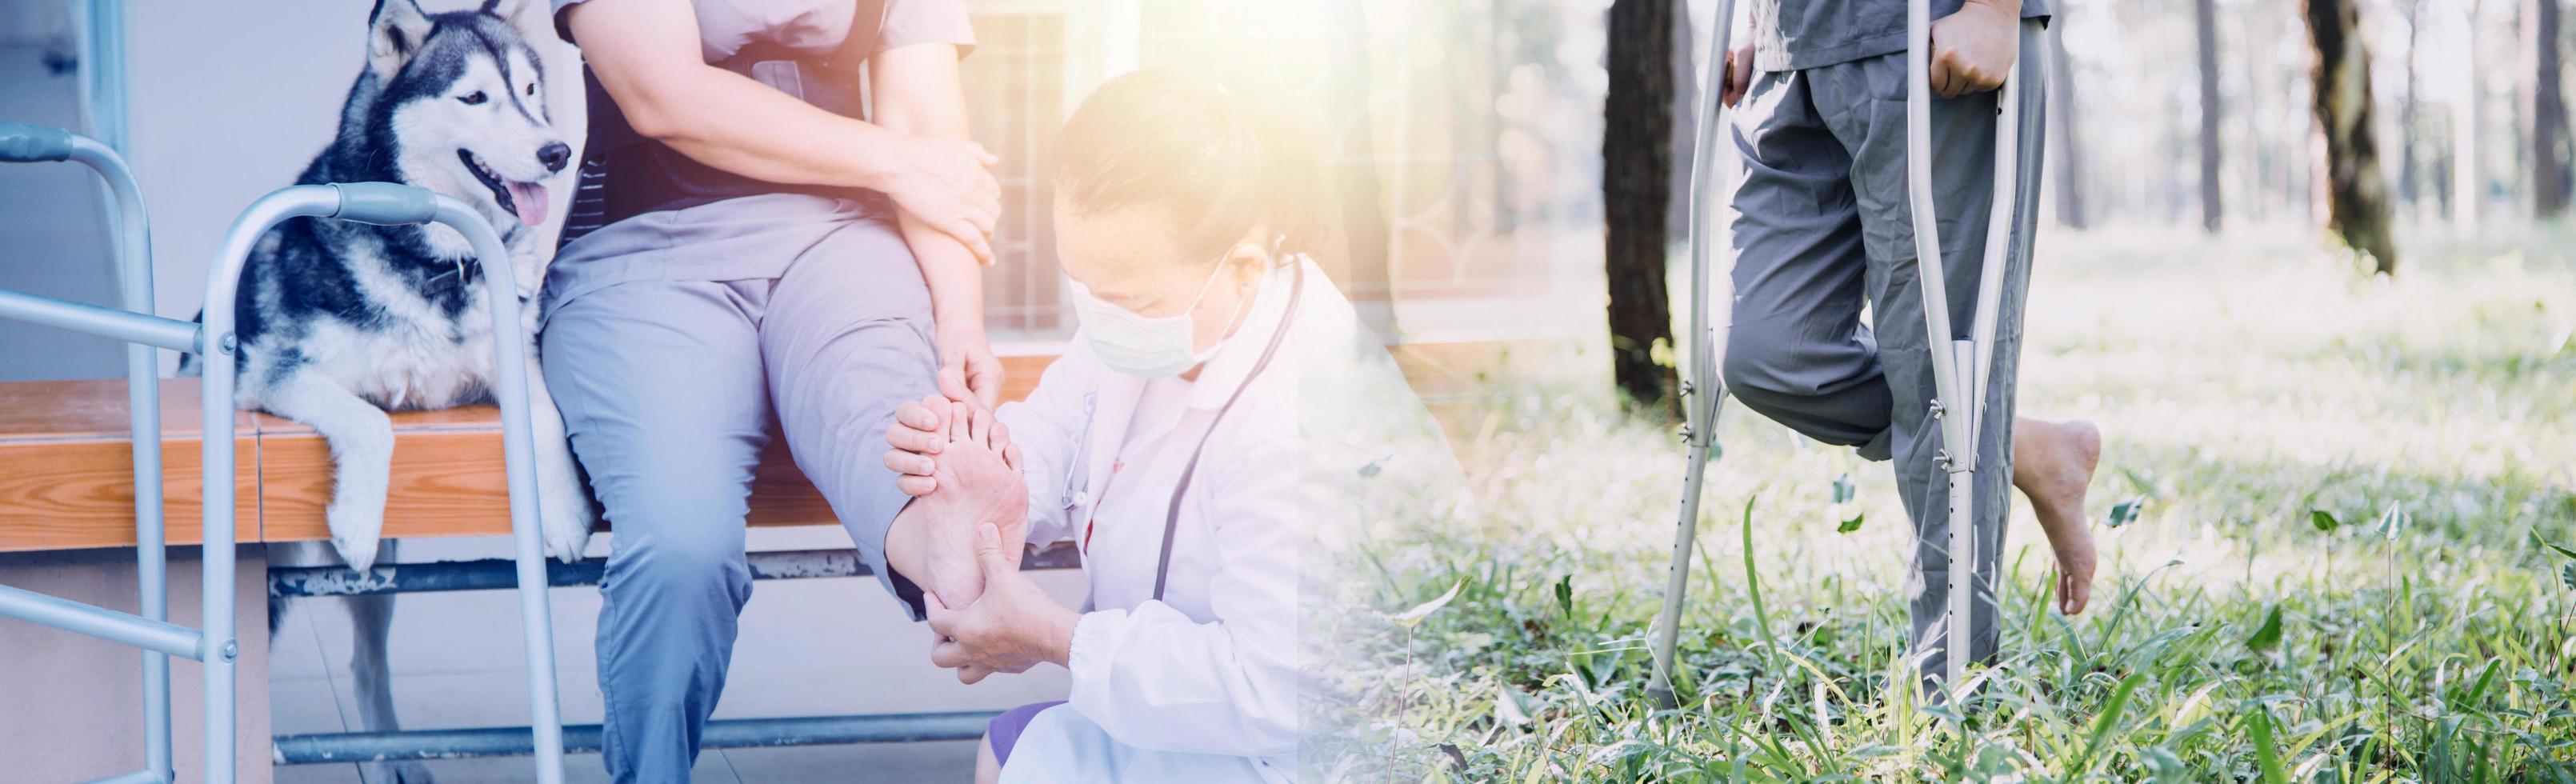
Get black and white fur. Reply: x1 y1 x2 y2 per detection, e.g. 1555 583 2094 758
186 0 593 568
178 2 590 778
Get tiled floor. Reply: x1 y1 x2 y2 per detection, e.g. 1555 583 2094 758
269 526 1081 783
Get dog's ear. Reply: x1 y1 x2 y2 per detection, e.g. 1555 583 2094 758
367 0 434 80
481 0 555 43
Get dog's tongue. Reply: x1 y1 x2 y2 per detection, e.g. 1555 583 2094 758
507 182 548 226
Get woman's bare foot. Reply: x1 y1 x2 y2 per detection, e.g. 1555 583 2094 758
2013 418 2101 614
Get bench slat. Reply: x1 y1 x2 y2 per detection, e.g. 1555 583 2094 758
1 342 1537 551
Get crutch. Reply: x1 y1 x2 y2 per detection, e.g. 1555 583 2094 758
1904 0 2022 704
1645 0 1738 710
1644 1 2030 708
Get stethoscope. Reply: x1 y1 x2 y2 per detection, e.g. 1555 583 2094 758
1147 255 1305 601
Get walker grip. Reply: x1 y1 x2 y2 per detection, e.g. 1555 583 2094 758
0 123 74 162
329 182 441 226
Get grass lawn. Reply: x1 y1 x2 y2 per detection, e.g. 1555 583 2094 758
1343 225 2576 781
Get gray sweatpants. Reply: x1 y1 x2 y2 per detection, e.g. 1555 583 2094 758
538 203 938 781
1719 22 2046 682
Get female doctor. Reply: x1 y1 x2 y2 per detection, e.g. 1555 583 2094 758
876 70 1457 782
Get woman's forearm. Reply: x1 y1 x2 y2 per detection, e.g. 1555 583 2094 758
872 44 988 332
902 216 989 334
566 0 902 191
627 67 908 191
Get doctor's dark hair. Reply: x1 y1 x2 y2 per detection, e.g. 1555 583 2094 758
1053 70 1337 263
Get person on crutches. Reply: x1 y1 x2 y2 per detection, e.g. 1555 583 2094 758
1712 0 2102 693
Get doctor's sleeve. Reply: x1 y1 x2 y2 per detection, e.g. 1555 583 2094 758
995 342 1096 545
1062 436 1335 758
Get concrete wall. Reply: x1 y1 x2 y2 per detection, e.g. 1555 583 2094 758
0 546 272 784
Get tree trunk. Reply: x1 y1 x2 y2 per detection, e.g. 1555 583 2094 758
2195 0 2224 231
1667 0 1699 248
2454 0 2482 230
1605 0 1682 418
2302 0 2401 274
2400 0 2423 215
2046 18 2087 229
2523 0 2570 217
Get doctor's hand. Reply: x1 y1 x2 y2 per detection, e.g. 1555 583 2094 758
1929 0 2020 98
927 524 1078 684
885 394 1018 497
910 404 1030 610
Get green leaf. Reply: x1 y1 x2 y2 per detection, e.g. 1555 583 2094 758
2246 604 2284 653
2562 563 2575 590
2070 673 2146 775
2106 498 2144 528
2309 509 2341 532
2247 706 2289 784
2120 468 2163 498
1391 581 1462 628
1553 574 1574 618
1836 513 1865 534
2533 530 2576 561
2375 502 2410 540
1830 473 1856 504
1493 682 1532 726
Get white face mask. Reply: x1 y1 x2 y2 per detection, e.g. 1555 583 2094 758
1065 258 1246 378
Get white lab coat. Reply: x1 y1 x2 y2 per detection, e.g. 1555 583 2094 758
992 257 1459 783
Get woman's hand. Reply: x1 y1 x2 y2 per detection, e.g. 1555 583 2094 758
875 134 1002 265
1719 42 1754 108
1928 0 2021 98
937 326 1006 411
927 524 1078 684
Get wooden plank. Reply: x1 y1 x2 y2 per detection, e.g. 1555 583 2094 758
0 344 1528 550
256 418 844 542
0 379 261 552
0 437 263 552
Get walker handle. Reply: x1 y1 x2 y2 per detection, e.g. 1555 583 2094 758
0 122 74 163
329 182 442 226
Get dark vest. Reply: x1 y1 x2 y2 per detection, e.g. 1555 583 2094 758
560 7 889 248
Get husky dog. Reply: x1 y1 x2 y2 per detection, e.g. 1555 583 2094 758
186 0 593 567
178 1 590 778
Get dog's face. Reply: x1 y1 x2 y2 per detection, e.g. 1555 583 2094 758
369 0 566 253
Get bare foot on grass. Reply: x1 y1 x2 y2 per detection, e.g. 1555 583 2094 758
2014 418 2101 615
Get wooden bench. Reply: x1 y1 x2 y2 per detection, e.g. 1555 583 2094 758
0 340 1526 552
0 357 1055 553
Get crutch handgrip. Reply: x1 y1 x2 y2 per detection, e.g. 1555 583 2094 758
0 122 74 163
330 182 442 226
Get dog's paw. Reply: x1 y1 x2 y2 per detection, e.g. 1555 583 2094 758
538 472 594 563
327 498 388 573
